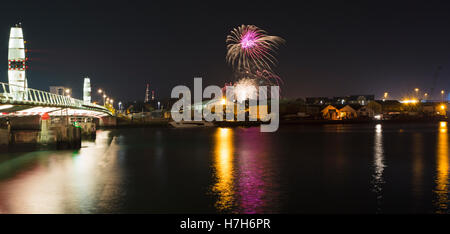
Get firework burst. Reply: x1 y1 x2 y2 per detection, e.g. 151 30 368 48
233 78 258 102
226 25 285 100
226 25 285 73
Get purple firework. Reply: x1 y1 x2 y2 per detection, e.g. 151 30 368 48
226 25 284 72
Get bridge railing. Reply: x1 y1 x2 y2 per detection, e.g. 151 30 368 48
0 81 111 114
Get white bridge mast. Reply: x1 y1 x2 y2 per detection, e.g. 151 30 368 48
8 23 28 100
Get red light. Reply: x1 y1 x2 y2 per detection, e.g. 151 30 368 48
41 112 50 120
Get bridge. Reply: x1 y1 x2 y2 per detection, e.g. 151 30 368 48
0 81 112 118
2 23 112 119
0 81 114 150
0 24 115 150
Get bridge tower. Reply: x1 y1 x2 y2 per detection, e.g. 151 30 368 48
8 23 27 100
83 77 91 103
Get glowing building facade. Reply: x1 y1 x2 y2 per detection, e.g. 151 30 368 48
145 83 150 103
83 77 91 103
8 24 27 99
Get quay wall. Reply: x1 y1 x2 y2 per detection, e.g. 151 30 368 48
0 116 87 151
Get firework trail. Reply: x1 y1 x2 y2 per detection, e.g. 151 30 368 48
226 25 285 73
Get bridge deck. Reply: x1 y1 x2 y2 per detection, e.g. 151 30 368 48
0 82 112 117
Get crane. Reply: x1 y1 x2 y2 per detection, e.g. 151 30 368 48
430 65 442 100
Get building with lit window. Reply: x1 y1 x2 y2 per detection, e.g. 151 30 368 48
49 86 72 96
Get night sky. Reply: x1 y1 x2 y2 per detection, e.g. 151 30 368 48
1 1 450 102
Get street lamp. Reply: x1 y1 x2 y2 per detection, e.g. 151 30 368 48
424 93 428 100
383 92 388 101
442 90 445 103
414 88 419 98
98 89 107 105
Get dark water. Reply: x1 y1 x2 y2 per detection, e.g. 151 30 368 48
0 122 449 214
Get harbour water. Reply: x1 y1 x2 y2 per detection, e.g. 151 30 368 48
0 122 448 214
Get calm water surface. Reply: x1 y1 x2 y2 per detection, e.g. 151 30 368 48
0 122 449 214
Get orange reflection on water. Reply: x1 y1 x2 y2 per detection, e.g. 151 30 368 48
212 128 235 212
435 121 449 213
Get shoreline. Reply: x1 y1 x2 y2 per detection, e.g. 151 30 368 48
97 118 449 129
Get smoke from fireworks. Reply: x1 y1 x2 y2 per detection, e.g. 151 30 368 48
226 25 285 73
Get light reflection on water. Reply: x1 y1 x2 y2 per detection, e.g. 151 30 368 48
434 121 449 213
0 130 122 214
0 123 450 213
372 124 385 213
212 127 279 213
235 128 279 214
370 122 450 213
212 128 235 211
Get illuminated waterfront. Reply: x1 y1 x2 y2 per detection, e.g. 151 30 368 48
0 123 449 213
